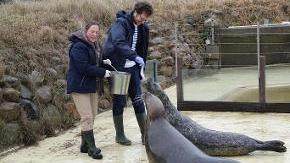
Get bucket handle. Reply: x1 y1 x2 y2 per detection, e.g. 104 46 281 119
108 64 119 72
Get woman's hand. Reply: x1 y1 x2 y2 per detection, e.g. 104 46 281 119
104 70 111 78
103 59 112 65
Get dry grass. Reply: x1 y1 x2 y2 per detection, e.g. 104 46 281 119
0 0 289 75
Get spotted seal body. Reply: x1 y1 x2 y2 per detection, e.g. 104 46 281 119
143 92 239 163
145 79 287 156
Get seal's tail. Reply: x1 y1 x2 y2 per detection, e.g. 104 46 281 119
256 140 287 152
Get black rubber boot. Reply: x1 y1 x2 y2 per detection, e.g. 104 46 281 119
113 115 132 145
136 113 146 145
83 130 103 159
80 131 88 153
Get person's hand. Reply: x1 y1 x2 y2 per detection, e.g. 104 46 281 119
104 70 111 78
103 59 112 65
135 56 145 66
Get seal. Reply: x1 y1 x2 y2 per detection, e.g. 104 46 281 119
145 78 287 156
143 92 239 163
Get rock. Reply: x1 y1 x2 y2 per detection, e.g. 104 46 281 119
0 123 21 149
51 57 62 65
192 54 203 69
0 102 21 122
148 47 154 53
160 66 174 77
159 78 175 89
184 24 194 31
20 99 39 120
42 104 62 129
45 68 58 80
149 29 159 37
0 88 3 102
179 43 190 52
25 120 41 134
2 75 20 88
160 56 174 66
36 86 52 104
55 65 66 77
0 64 5 79
16 73 33 90
150 37 164 45
183 54 193 67
0 79 5 88
157 75 166 82
65 102 80 119
55 79 66 88
185 15 197 27
165 42 176 50
55 79 70 101
149 51 162 59
20 85 33 100
231 10 239 17
29 70 44 86
3 88 20 102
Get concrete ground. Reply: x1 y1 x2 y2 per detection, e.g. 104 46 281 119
1 64 290 162
0 85 289 163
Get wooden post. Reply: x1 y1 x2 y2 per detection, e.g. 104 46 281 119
176 57 184 102
211 18 215 45
153 59 158 82
257 22 266 109
257 22 260 68
174 23 178 77
259 56 266 105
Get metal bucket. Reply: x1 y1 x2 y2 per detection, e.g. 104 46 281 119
111 71 131 95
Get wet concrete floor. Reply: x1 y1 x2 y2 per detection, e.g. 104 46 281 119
1 85 289 163
1 66 290 162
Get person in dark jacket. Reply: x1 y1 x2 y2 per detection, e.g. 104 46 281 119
103 1 153 145
67 21 111 159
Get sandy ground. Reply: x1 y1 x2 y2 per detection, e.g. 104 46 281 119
1 66 290 162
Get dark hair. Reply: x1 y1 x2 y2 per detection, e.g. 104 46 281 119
134 1 153 16
84 21 99 31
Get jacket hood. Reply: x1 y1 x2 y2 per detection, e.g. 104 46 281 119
116 10 133 24
69 30 92 45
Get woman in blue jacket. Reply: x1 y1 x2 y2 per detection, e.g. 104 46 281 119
67 21 111 159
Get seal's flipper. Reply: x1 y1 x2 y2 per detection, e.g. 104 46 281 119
256 140 287 152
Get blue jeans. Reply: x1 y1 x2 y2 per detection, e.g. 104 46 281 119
112 65 145 116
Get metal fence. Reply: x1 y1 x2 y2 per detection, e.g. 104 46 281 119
172 21 290 113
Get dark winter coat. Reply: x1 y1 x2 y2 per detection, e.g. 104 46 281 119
103 10 149 71
66 30 106 94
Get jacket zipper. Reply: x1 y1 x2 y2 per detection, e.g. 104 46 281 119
80 76 86 87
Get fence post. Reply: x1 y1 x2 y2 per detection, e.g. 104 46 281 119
176 57 184 102
259 56 266 105
174 22 178 77
153 59 158 82
211 18 215 45
257 22 266 107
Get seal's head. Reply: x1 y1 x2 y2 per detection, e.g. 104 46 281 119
144 78 163 96
144 92 165 121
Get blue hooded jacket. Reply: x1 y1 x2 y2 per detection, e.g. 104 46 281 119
103 11 149 71
66 30 106 94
